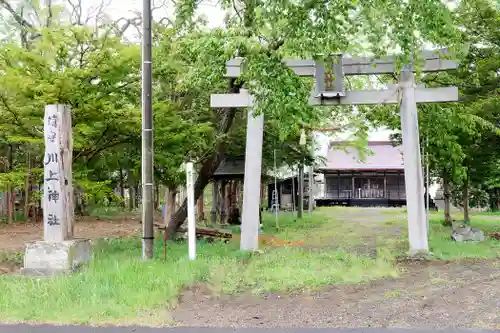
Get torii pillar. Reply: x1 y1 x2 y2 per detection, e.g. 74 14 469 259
211 50 458 254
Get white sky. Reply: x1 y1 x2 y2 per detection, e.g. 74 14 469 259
85 0 226 28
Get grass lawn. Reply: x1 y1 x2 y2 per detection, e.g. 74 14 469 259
427 214 500 260
0 207 498 325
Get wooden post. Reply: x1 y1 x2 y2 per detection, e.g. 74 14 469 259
383 172 387 199
43 105 73 242
351 176 355 199
196 188 205 221
164 187 176 227
220 180 227 224
210 181 219 225
227 181 236 222
235 180 241 204
228 181 234 209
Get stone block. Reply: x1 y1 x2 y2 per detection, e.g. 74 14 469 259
21 239 92 276
451 226 485 242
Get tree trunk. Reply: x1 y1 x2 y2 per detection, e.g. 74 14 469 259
23 151 31 220
6 144 13 223
6 185 13 224
154 183 160 210
197 188 205 221
75 189 84 216
36 181 43 222
495 188 500 212
134 183 140 209
462 175 470 223
164 186 176 227
443 172 452 226
166 78 241 239
119 167 125 207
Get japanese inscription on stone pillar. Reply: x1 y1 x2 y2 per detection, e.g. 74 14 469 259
43 105 73 242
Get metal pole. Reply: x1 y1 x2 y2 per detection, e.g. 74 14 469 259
273 149 279 231
141 0 154 259
186 162 196 260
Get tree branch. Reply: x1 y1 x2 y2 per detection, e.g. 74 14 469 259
46 0 53 27
0 0 34 28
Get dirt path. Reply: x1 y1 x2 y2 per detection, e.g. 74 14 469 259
173 209 500 329
172 260 500 329
0 215 143 274
0 216 142 253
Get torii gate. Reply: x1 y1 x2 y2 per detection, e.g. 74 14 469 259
211 50 458 254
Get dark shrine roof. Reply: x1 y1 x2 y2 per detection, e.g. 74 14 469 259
213 157 245 178
318 141 404 171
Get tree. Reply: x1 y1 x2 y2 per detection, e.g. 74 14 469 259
0 0 463 238
365 0 500 224
160 0 460 235
0 0 145 219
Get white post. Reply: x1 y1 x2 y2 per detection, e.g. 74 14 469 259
399 69 429 254
240 101 264 251
43 105 72 242
186 162 196 260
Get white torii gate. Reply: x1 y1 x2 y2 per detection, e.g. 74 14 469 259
211 50 458 254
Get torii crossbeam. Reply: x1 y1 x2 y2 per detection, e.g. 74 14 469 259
211 49 458 254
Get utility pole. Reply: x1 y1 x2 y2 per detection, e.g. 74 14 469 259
141 0 154 259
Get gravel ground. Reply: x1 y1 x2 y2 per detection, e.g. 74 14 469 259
173 209 500 329
0 326 497 333
172 260 500 329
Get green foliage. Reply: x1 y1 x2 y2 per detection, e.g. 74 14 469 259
75 179 117 205
365 0 500 212
0 0 479 220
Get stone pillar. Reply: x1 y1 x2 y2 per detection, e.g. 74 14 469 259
22 105 91 276
240 106 264 251
399 69 429 254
